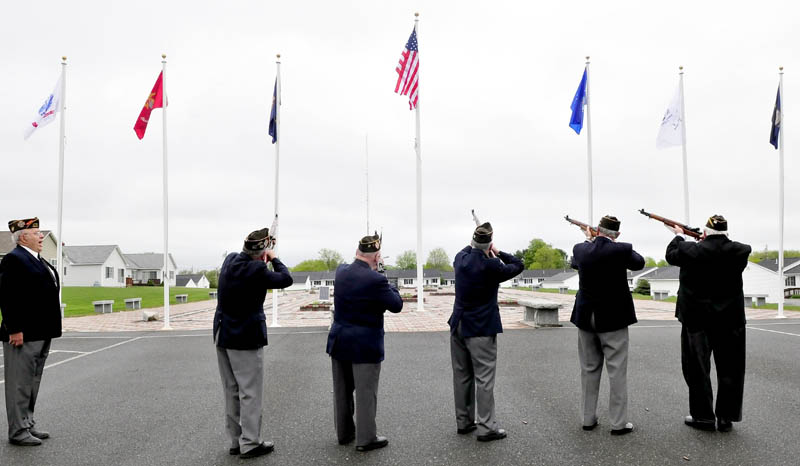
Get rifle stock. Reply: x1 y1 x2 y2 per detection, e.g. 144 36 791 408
267 214 278 249
638 209 702 239
565 215 598 237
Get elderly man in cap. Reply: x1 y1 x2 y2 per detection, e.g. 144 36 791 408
571 215 644 435
666 215 750 433
0 218 61 446
448 222 523 442
326 233 403 452
214 227 292 459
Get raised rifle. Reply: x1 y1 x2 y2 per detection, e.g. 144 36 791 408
471 209 498 259
267 214 278 250
564 215 597 237
376 230 386 274
638 209 702 240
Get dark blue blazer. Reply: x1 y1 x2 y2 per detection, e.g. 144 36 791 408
326 260 403 364
448 247 524 338
214 252 293 350
0 246 62 342
570 237 645 333
666 235 751 330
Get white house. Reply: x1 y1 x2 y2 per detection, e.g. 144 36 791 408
758 257 800 297
63 245 129 287
642 266 681 300
441 271 456 287
501 269 570 288
385 269 442 288
308 271 336 289
125 253 177 287
540 270 580 290
176 273 210 289
0 231 63 272
741 261 783 303
287 272 311 291
628 267 656 291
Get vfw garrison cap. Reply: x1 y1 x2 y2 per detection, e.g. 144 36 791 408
8 217 39 232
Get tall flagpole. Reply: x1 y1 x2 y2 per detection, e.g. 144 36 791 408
56 56 67 316
271 54 282 327
679 66 691 224
365 132 370 234
414 12 424 311
161 53 171 330
584 56 594 224
777 66 785 319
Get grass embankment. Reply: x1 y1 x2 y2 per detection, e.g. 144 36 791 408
61 286 217 318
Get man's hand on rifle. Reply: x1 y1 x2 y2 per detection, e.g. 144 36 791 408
265 249 278 262
583 226 594 241
666 224 684 236
489 244 500 257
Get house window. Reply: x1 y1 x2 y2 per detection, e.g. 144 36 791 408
105 267 113 279
787 276 797 287
149 271 158 280
313 280 322 286
50 258 58 267
169 271 175 279
403 279 414 285
325 280 335 286
118 269 125 283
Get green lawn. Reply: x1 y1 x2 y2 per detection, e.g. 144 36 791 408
61 286 217 318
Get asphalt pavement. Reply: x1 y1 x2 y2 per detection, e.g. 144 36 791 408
1 321 798 465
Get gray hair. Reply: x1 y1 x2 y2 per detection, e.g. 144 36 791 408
703 227 728 237
470 240 490 250
356 250 379 260
597 226 620 239
11 230 26 244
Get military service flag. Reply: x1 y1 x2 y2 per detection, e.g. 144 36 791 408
770 87 781 149
133 71 164 140
24 75 63 140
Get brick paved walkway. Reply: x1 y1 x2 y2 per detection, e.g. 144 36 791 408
61 289 799 333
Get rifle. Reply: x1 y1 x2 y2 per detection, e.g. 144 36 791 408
564 215 597 237
471 209 498 259
267 214 278 250
638 209 702 240
376 230 386 274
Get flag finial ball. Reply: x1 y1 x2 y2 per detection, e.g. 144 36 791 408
277 53 281 59
679 66 683 70
62 56 67 62
162 53 166 59
415 12 419 17
780 66 784 71
585 56 590 60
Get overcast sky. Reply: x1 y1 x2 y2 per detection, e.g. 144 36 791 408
1 0 798 270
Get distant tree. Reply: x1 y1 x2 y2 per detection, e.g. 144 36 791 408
396 250 417 270
513 249 525 260
292 259 328 272
748 249 800 263
425 247 452 271
633 279 651 295
523 238 567 269
318 249 345 271
656 259 668 267
644 257 658 267
204 269 219 288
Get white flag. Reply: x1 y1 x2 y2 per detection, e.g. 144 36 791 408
24 75 62 140
656 85 683 149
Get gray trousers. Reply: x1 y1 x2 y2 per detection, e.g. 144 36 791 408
331 357 381 446
450 325 498 435
577 326 629 430
3 339 51 440
216 345 264 453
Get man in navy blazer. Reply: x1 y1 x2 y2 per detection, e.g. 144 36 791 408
326 233 402 452
571 215 644 436
214 227 292 459
448 222 523 442
0 218 61 447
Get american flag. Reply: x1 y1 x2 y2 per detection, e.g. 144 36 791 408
394 26 419 110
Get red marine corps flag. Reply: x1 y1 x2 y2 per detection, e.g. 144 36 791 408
133 71 164 139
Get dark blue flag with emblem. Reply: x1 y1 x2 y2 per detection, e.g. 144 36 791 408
268 79 278 144
770 87 781 149
570 68 588 134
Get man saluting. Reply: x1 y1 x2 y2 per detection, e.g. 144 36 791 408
0 218 61 446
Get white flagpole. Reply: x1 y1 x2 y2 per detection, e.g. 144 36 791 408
679 66 691 224
365 132 370 234
161 54 171 330
778 66 785 319
56 56 67 316
584 56 594 224
414 12 424 311
271 54 282 327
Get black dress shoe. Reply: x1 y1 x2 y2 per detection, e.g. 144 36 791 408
229 447 240 455
9 436 42 446
582 421 599 431
610 422 634 436
356 436 389 452
684 416 716 431
29 429 50 440
239 441 274 459
477 429 507 442
457 423 478 434
338 434 356 445
717 419 733 432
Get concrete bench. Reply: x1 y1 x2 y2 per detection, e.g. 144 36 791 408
142 310 158 322
92 300 114 314
60 303 66 318
652 290 670 301
519 299 562 327
744 294 767 308
124 298 142 310
558 287 569 294
175 294 188 304
209 291 218 299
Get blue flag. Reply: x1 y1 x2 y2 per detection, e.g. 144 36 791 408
770 87 781 149
268 79 278 144
569 68 588 134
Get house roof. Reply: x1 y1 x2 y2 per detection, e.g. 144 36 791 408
0 231 54 255
176 273 206 286
641 266 681 280
786 261 800 274
441 271 455 279
64 245 121 265
757 257 800 272
628 267 656 279
290 272 310 282
542 270 578 282
308 271 337 280
124 253 177 270
385 269 443 279
520 268 571 278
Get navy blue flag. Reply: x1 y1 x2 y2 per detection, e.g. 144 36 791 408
268 79 278 144
569 68 588 134
770 87 781 149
